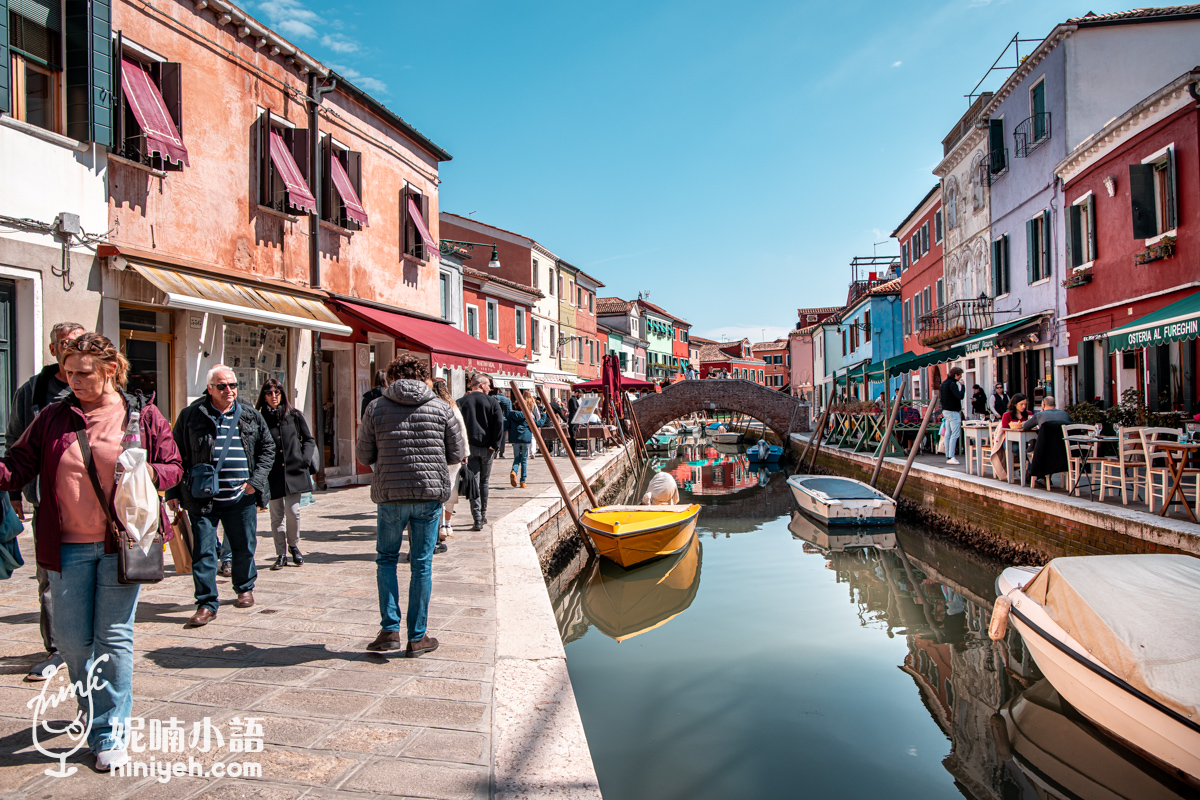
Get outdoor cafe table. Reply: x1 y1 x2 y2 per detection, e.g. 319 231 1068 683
540 424 612 457
1064 435 1119 497
1153 441 1200 523
1003 429 1039 487
962 423 992 476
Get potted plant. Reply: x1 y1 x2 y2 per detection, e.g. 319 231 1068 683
1135 234 1177 265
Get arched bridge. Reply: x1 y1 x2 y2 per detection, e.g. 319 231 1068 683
631 380 810 441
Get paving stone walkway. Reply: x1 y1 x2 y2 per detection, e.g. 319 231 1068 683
0 444 612 800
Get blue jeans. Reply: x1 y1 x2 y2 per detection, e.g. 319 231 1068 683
944 411 962 458
47 544 140 752
511 443 530 482
376 501 441 641
189 495 258 612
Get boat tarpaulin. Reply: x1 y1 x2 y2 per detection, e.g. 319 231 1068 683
269 131 317 214
121 58 189 167
1023 554 1200 722
1106 289 1200 353
330 156 369 227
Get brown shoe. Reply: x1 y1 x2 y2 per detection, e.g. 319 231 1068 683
367 630 403 652
234 592 255 609
520 481 527 488
509 470 518 487
405 635 439 658
186 607 217 627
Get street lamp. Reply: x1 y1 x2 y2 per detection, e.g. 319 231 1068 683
439 239 501 269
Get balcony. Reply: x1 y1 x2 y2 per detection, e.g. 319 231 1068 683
916 297 994 348
987 148 1009 184
1013 113 1051 158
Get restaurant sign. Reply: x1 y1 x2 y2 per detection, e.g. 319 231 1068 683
1108 315 1200 353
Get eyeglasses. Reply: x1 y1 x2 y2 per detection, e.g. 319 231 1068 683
264 389 281 396
210 382 239 391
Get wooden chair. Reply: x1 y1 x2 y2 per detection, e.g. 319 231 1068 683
1140 428 1200 514
1098 426 1146 505
1063 423 1102 497
964 424 992 476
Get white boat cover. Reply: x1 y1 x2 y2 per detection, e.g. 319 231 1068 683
1023 554 1200 721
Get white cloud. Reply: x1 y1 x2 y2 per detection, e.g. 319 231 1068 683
700 324 792 343
255 0 320 40
891 61 903 67
330 65 388 95
321 34 359 54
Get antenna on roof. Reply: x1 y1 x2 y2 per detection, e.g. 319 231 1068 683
872 240 889 256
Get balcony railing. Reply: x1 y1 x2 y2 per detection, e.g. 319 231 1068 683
988 148 1009 184
916 297 994 348
1013 112 1051 158
847 278 889 307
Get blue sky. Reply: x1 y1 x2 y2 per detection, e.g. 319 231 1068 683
253 0 1135 342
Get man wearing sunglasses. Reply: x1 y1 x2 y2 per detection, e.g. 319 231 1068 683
167 365 275 627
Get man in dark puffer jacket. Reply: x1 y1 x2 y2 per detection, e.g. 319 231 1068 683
356 355 465 657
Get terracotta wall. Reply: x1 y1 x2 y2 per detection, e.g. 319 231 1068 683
462 283 533 365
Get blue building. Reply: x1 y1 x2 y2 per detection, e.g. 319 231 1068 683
834 279 904 401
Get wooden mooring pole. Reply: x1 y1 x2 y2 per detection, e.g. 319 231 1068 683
870 387 904 488
798 401 832 467
802 402 834 474
533 385 599 508
891 397 940 501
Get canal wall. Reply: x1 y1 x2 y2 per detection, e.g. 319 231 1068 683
489 443 635 800
790 434 1200 563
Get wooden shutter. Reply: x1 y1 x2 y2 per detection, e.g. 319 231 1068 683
934 210 943 242
291 127 309 183
1129 163 1157 238
111 33 124 153
901 243 909 270
400 185 410 257
1068 204 1081 268
989 119 1005 172
991 239 1001 296
0 0 8 114
419 193 430 260
1026 219 1036 284
319 136 333 222
1087 197 1097 262
1002 235 1010 295
1041 209 1052 281
921 222 929 254
258 110 270 206
1165 148 1178 231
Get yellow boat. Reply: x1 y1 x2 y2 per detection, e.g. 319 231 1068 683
583 533 702 642
580 504 702 567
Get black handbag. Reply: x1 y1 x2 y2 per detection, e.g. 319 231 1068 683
187 403 242 499
75 419 164 585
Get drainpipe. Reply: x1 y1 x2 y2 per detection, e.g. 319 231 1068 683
308 74 337 480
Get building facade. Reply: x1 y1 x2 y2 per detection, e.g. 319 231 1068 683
574 269 604 381
895 186 946 400
752 340 789 390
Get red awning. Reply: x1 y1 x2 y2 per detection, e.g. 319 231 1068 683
121 58 189 167
334 300 527 375
269 131 317 214
330 156 368 227
407 197 438 258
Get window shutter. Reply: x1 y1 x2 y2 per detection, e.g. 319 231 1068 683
1042 209 1052 281
154 62 184 171
258 110 271 206
936 279 944 307
921 222 929 254
347 150 362 225
991 239 1001 296
1026 219 1036 284
63 0 111 144
989 119 1005 172
901 243 909 270
0 0 8 113
401 185 410 257
1166 148 1178 231
1068 204 1082 268
1129 163 1157 238
1087 197 1097 262
934 210 943 242
319 137 333 221
290 127 309 183
1002 235 1011 295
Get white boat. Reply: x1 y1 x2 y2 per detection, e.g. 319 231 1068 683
786 511 897 553
786 475 896 526
710 431 744 445
995 555 1200 786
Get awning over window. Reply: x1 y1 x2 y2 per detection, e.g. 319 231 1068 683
334 299 527 375
269 131 317 214
121 58 189 167
330 157 368 227
127 262 351 335
958 312 1046 354
407 197 437 258
1107 290 1200 353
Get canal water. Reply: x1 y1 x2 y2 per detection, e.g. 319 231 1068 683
549 440 1196 800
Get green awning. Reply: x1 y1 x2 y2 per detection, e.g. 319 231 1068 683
903 346 967 372
882 351 922 377
1107 290 1200 353
958 312 1046 354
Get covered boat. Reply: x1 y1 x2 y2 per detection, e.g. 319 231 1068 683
995 555 1200 786
787 475 896 526
582 533 702 641
580 504 702 567
710 431 744 444
646 433 677 452
746 443 783 463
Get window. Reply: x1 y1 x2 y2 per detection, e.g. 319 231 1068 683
548 268 554 296
973 155 987 210
936 278 944 308
911 233 921 262
402 186 432 260
7 6 61 133
515 307 526 347
569 280 575 306
531 318 540 352
589 339 595 365
1130 147 1177 239
921 222 930 254
914 292 923 330
1068 194 1097 267
532 259 539 288
903 300 912 336
1030 79 1047 142
631 318 638 336
550 325 556 354
258 111 314 214
321 136 365 229
989 118 1007 175
588 293 594 313
1026 210 1051 283
119 307 173 418
439 272 451 320
557 274 564 298
485 299 498 343
922 288 931 321
901 243 910 271
863 310 871 343
113 43 189 171
991 234 1011 296
466 305 479 338
850 324 858 351
842 330 847 356
934 210 943 243
946 180 958 228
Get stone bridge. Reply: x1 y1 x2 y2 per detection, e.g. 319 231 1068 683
631 379 810 441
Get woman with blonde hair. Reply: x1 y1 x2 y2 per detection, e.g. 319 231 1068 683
0 333 182 771
432 378 466 552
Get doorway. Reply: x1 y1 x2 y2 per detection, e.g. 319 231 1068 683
0 281 16 451
119 306 173 419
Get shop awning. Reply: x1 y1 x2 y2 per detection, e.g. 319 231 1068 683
330 157 368 227
527 366 582 387
900 346 967 374
269 131 317 214
334 299 527 375
1107 290 1200 353
959 312 1045 354
121 58 189 167
127 262 351 335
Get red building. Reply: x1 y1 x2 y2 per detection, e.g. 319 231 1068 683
461 267 541 369
1056 69 1200 412
751 340 789 390
893 184 945 400
695 338 769 383
574 269 605 381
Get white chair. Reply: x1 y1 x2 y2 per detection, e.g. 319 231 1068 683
964 424 992 476
1098 426 1146 505
1063 423 1102 497
1140 428 1200 514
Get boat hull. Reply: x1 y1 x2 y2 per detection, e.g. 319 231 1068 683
582 507 701 568
710 432 744 444
746 446 783 463
998 568 1200 786
787 476 896 526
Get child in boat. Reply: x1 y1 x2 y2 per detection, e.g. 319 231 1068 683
642 472 680 505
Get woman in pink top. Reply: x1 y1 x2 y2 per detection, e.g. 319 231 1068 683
0 334 181 772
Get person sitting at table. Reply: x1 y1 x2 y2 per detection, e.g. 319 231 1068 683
989 393 1032 482
1022 396 1073 489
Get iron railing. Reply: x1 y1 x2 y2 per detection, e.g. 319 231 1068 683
1013 112 1051 157
916 297 994 348
988 147 1009 184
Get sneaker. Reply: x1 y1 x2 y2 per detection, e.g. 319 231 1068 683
947 458 961 465
218 561 232 578
366 630 403 652
95 749 129 772
509 470 518 487
269 555 288 571
26 653 63 682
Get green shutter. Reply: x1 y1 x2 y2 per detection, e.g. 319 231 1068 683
989 119 1005 172
1129 164 1157 238
1042 209 1052 282
1026 219 1036 284
1068 204 1082 268
0 0 9 114
1087 197 1097 263
63 0 112 145
11 0 59 28
1002 235 1011 295
1165 148 1177 230
991 239 1001 296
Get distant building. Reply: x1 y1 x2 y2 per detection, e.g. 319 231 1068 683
574 269 605 381
835 278 903 401
597 297 648 380
893 185 946 400
751 340 790 390
696 338 768 383
637 298 689 381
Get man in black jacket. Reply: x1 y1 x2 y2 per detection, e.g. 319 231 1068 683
457 373 503 530
167 366 275 626
939 366 966 465
6 321 82 681
992 383 1010 419
567 389 582 453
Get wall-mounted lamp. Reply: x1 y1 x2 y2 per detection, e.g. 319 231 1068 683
1027 332 1039 343
440 239 501 269
1103 176 1116 197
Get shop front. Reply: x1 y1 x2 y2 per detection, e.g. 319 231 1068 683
959 312 1052 405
